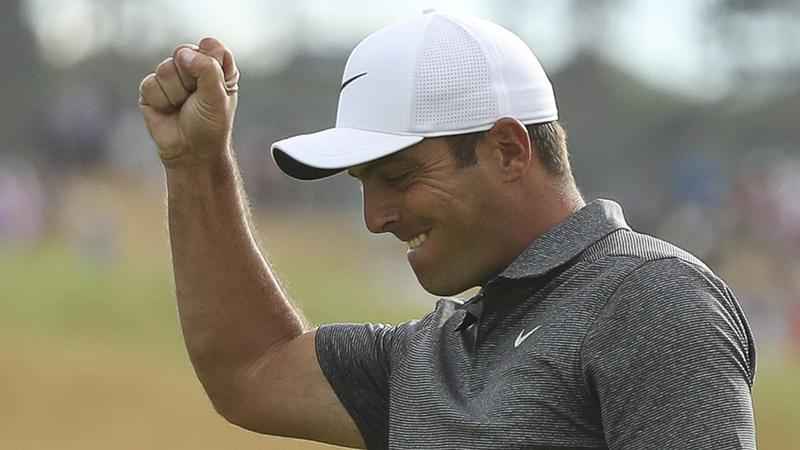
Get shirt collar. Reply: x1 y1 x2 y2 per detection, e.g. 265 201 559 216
492 198 630 281
453 199 630 331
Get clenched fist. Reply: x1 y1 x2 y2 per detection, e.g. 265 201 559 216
139 37 239 165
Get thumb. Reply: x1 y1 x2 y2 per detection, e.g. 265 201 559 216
176 48 226 101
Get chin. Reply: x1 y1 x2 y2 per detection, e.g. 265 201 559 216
415 271 476 297
421 284 463 297
409 243 489 296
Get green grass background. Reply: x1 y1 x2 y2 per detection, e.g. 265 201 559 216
1 177 796 449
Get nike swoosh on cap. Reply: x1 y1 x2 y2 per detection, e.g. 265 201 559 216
340 72 368 92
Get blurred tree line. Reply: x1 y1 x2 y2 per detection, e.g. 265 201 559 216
1 0 798 219
1 0 799 358
2 11 800 446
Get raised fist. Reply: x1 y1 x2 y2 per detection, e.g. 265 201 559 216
139 38 239 165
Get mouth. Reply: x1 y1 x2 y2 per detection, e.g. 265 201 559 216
406 231 429 251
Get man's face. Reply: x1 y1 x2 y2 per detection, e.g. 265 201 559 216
348 137 510 296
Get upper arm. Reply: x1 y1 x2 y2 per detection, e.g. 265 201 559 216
225 329 366 448
583 258 756 449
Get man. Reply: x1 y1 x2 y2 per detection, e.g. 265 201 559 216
139 12 756 450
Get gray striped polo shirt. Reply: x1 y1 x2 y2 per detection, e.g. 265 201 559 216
316 199 756 449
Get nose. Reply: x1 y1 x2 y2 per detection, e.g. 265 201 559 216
362 182 400 234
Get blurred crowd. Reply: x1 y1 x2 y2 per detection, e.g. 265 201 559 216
2 4 799 448
1 72 798 359
2 0 799 361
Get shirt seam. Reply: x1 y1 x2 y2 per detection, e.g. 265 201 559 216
576 255 725 400
648 257 756 386
314 325 383 449
579 254 707 399
386 306 443 385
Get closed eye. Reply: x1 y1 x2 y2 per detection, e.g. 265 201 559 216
384 171 411 183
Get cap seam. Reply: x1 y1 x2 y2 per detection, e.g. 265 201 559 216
408 13 436 136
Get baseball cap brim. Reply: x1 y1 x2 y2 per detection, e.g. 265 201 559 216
271 128 424 180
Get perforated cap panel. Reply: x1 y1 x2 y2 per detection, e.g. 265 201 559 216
271 12 559 180
413 16 498 133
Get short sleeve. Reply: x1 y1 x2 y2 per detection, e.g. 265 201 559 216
583 258 757 450
315 321 417 449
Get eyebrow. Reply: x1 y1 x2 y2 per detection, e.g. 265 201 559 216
348 154 414 179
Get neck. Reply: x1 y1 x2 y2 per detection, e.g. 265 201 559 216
501 178 585 268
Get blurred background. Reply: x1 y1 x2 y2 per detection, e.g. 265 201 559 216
1 0 798 448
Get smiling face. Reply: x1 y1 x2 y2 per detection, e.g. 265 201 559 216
348 135 519 296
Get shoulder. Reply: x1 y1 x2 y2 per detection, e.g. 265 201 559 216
581 227 753 352
563 228 727 315
583 243 755 383
586 254 728 329
576 227 735 308
583 227 710 271
586 228 734 309
608 256 732 322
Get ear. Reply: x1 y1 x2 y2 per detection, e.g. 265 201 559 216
481 118 532 182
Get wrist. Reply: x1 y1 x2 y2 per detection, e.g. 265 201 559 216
162 143 234 171
164 147 238 193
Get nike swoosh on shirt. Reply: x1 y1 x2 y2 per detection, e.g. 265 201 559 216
514 325 542 348
340 72 368 92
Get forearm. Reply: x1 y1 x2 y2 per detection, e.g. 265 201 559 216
164 149 306 402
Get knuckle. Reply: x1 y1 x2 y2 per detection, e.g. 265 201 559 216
140 73 156 91
199 37 226 65
156 57 176 78
202 50 224 68
199 37 221 50
172 43 199 62
140 73 171 110
174 42 198 53
198 55 221 72
153 76 176 106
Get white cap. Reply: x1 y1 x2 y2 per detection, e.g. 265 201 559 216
271 12 558 180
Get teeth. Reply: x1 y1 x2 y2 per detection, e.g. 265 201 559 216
407 232 428 250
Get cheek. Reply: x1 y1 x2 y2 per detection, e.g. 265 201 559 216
409 176 478 211
402 181 452 216
404 185 501 293
406 182 492 245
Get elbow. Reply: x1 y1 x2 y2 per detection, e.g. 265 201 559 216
215 403 286 438
207 390 263 433
215 404 252 430
200 371 276 435
191 368 252 428
192 340 300 435
203 383 244 424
